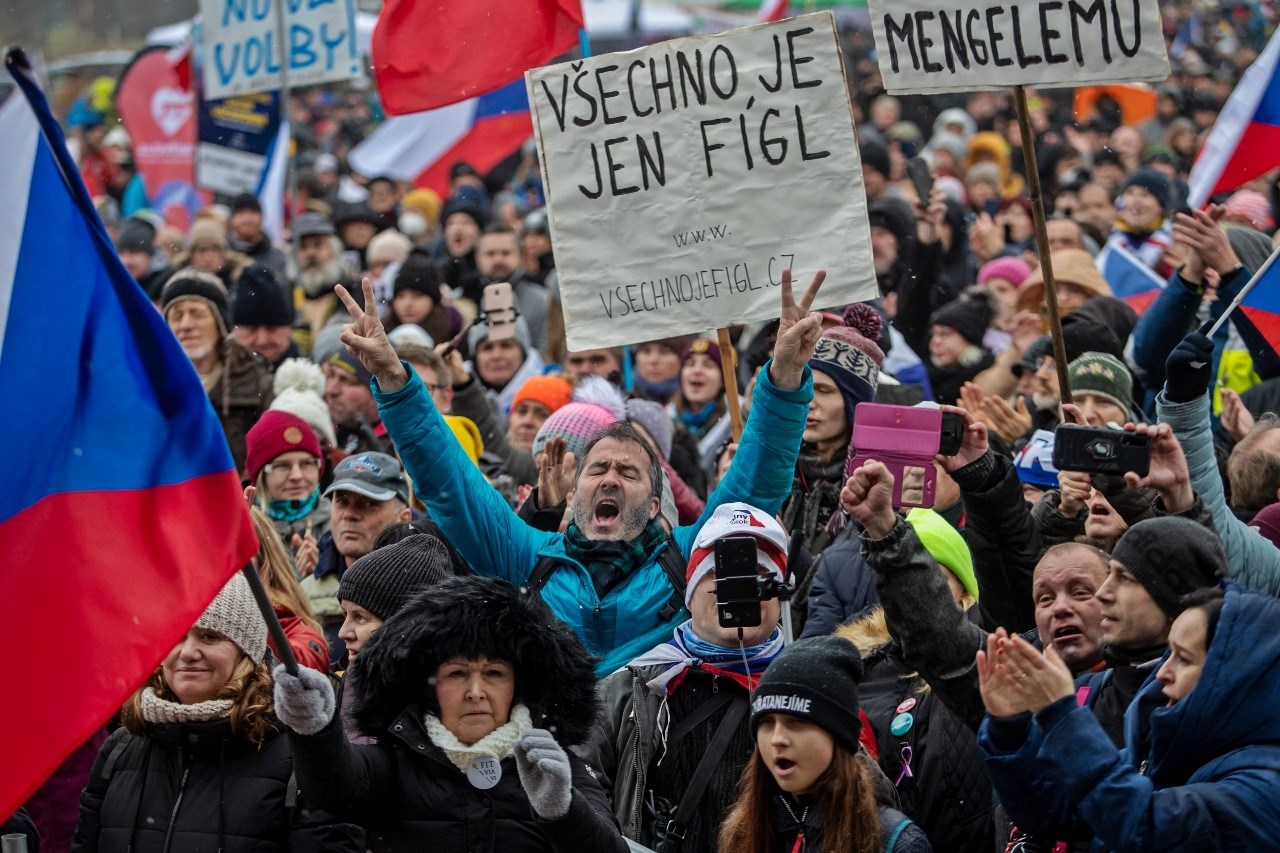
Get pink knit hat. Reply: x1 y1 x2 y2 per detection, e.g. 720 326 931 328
978 256 1032 289
1224 190 1275 232
531 376 625 460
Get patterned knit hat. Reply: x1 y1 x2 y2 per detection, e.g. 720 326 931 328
161 267 232 337
196 573 267 663
686 502 788 606
338 535 453 621
245 410 323 484
1068 352 1133 417
809 303 884 426
531 376 624 460
512 375 574 415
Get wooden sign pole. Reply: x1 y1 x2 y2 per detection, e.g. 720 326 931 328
1013 84 1073 407
717 327 745 441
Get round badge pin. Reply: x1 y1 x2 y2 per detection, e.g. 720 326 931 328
890 712 915 737
896 697 917 714
467 755 502 790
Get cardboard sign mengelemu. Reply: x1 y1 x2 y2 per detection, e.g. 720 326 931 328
526 12 878 353
867 0 1169 95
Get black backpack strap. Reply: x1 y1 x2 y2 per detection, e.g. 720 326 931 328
660 695 749 848
665 691 735 749
525 555 561 596
655 539 688 622
97 728 133 786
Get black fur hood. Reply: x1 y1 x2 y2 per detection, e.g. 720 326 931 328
348 576 600 746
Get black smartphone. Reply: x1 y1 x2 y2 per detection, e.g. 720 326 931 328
906 156 933 206
939 411 965 457
715 535 761 629
983 198 1001 217
1052 425 1151 477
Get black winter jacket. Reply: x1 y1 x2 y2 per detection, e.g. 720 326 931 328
800 525 880 639
857 642 993 852
289 706 629 853
72 719 363 853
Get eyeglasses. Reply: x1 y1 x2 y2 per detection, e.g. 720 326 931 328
264 458 322 475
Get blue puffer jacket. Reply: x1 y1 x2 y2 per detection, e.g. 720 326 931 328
375 360 811 676
978 582 1280 851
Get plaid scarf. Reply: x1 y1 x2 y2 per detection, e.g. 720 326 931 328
563 519 671 598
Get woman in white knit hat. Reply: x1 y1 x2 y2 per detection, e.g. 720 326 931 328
72 574 364 852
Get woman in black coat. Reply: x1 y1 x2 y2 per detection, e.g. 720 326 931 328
274 575 629 853
71 574 363 853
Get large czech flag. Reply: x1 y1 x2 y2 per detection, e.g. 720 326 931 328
349 79 532 198
1187 28 1280 207
0 51 257 818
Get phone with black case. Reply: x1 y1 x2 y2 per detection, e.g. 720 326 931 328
1052 425 1151 477
715 536 761 629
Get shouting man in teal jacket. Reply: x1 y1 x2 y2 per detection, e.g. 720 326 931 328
333 272 827 675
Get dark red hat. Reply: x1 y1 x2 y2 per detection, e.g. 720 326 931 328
246 410 322 484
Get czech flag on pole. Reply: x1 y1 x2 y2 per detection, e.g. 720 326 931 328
1237 251 1280 354
349 79 532 198
372 0 583 115
1187 27 1280 207
0 51 257 818
1096 238 1166 316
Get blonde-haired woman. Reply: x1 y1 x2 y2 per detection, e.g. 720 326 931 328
71 574 363 852
250 507 328 671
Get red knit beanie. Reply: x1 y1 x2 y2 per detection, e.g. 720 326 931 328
246 410 323 484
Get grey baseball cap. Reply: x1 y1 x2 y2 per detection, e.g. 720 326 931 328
324 452 409 505
294 211 336 239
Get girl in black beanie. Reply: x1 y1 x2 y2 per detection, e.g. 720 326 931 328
719 636 933 853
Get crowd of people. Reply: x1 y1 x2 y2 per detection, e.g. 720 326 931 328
8 1 1280 851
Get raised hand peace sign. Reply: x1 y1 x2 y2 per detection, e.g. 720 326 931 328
336 277 408 392
770 267 826 391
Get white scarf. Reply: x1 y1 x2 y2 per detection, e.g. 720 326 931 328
424 704 533 773
139 687 234 725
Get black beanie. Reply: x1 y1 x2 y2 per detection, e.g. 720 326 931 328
1110 517 1226 619
160 268 232 337
1123 168 1171 212
859 138 891 179
751 636 864 754
232 265 294 327
441 195 487 231
230 192 261 214
116 217 156 255
393 253 444 303
338 535 453 621
930 290 995 347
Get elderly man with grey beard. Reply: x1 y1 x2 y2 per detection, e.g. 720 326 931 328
292 212 355 353
330 270 826 676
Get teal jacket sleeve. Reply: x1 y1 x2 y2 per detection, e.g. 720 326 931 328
1156 390 1280 595
374 366 556 584
673 360 812 555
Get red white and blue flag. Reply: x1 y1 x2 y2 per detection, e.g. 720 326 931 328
1236 249 1280 353
349 79 531 198
1095 237 1166 316
1187 27 1280 207
372 0 582 115
0 52 257 817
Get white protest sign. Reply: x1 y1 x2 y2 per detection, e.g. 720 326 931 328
526 12 876 353
868 0 1169 95
200 0 362 100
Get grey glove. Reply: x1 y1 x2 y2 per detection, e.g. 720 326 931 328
273 664 336 736
515 728 572 820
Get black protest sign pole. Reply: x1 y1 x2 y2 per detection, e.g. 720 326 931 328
241 562 300 676
1013 84 1072 408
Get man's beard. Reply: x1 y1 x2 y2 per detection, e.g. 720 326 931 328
571 493 652 542
298 257 347 298
1032 391 1059 411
